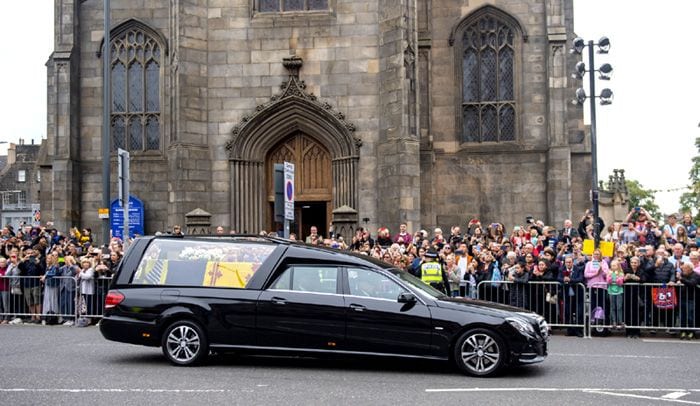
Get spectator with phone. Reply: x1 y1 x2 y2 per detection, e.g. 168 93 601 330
578 209 606 242
18 248 45 324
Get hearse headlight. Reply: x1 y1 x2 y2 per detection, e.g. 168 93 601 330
506 317 536 336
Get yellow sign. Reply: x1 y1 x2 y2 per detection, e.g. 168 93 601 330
98 208 109 219
582 239 615 258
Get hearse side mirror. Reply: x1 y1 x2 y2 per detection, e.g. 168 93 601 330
397 292 417 303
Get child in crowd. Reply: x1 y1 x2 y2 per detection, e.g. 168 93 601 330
607 259 624 329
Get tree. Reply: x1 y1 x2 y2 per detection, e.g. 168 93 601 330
679 136 700 223
625 179 662 221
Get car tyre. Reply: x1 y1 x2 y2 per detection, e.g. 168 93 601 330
162 320 208 366
453 328 505 377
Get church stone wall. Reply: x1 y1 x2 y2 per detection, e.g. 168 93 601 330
46 0 589 238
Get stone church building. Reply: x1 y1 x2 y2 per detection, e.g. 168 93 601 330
43 0 591 239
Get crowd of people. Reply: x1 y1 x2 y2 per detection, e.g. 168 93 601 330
1 209 699 339
295 209 700 339
0 223 123 326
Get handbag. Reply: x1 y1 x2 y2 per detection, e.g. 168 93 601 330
490 265 502 287
652 286 677 310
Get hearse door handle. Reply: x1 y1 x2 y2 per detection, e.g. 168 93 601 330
349 303 366 312
271 297 287 305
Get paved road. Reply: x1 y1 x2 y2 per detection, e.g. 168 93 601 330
1 325 699 405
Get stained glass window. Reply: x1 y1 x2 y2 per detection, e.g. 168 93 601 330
460 14 517 143
110 27 161 151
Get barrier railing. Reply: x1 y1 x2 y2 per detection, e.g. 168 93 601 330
0 275 113 325
476 280 588 334
476 280 699 338
587 282 698 335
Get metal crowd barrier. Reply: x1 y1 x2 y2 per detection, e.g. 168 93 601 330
0 275 113 325
475 280 699 338
586 282 698 335
476 280 588 334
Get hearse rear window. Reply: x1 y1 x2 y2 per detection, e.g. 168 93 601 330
131 240 275 288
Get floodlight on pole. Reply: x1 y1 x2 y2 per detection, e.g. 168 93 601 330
598 63 613 80
599 88 614 105
572 61 587 80
569 36 614 248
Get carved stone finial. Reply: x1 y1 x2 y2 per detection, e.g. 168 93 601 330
283 55 304 78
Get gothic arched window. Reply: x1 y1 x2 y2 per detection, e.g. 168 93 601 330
110 26 162 152
458 10 520 143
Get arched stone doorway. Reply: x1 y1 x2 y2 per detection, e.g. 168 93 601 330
225 56 361 236
266 132 332 238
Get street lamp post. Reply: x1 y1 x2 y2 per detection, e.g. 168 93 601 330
570 36 613 248
102 0 111 246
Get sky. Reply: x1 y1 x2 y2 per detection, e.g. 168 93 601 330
0 1 697 214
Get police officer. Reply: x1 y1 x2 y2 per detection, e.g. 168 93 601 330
420 249 450 294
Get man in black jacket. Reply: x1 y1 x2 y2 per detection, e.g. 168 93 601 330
558 255 585 336
18 248 45 324
647 248 676 331
677 263 699 340
649 248 676 284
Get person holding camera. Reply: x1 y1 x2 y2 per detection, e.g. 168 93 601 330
18 248 45 323
578 209 606 242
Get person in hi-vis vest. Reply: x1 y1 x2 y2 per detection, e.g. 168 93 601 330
420 249 449 294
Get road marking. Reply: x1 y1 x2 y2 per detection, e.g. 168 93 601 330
584 390 700 405
664 392 691 400
551 352 680 359
642 339 700 345
0 389 231 393
425 388 700 393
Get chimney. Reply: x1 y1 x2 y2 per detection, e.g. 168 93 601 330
7 143 16 165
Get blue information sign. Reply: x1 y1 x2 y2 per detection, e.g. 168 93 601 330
110 195 145 239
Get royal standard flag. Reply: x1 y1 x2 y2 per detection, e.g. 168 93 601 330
202 262 254 288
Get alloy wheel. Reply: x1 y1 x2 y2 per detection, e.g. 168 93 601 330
164 323 202 364
460 332 501 375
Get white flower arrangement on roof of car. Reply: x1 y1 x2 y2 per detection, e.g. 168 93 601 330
178 246 225 261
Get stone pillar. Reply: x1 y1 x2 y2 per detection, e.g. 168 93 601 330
185 208 212 235
167 0 211 228
44 0 81 231
545 0 572 227
376 0 421 232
